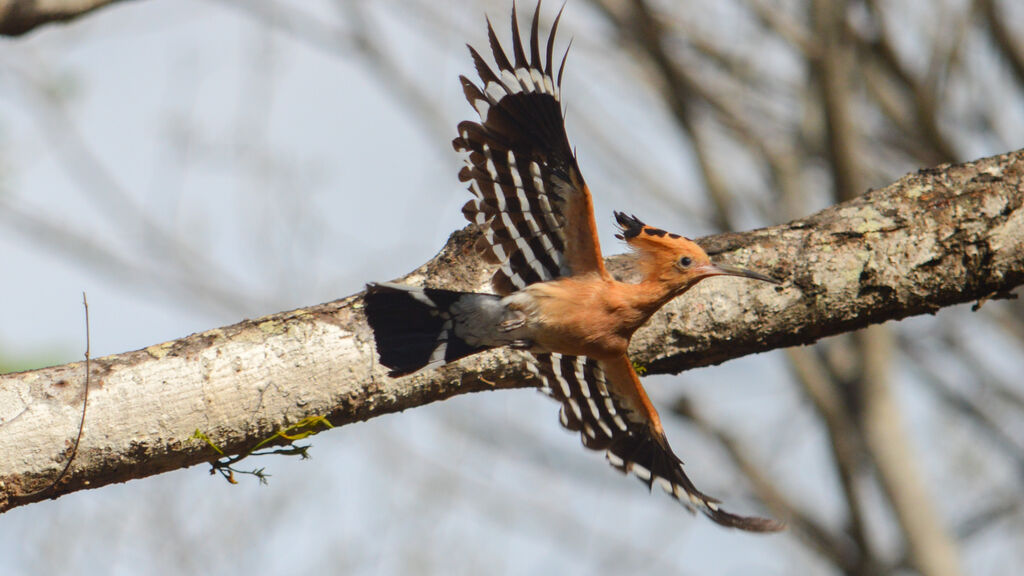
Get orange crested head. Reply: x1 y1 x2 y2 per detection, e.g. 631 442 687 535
613 212 778 293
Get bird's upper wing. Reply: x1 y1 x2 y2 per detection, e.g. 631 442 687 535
453 4 608 295
527 352 784 532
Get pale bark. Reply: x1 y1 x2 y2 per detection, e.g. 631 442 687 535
2 148 1024 513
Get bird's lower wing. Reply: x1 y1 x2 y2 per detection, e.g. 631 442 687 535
527 352 784 532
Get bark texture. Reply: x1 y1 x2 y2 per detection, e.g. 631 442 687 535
1 149 1023 513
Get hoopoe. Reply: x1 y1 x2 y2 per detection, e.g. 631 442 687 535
364 2 783 532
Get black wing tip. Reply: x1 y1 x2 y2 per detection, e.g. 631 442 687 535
704 508 787 533
475 2 567 90
657 470 785 533
531 351 785 533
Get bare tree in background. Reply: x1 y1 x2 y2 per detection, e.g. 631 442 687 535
2 1 1024 575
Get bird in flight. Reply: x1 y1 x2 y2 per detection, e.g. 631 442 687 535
365 2 783 532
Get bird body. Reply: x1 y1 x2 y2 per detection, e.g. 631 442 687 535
513 272 680 359
364 2 783 532
367 273 643 367
512 273 645 360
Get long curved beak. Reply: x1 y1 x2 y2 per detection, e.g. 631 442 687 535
700 262 781 284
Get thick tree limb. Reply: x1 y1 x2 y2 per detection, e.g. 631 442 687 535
630 149 1024 373
2 149 1023 513
0 0 128 36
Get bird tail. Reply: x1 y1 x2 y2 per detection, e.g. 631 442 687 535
364 283 504 377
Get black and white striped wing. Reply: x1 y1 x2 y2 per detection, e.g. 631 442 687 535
527 353 632 450
527 353 784 532
454 4 607 295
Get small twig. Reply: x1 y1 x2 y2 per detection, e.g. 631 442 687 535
22 292 92 497
193 415 334 485
972 289 1018 311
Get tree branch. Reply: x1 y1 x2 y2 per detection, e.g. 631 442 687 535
2 149 1024 513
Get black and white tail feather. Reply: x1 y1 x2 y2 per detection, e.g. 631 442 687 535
364 283 506 377
527 353 783 532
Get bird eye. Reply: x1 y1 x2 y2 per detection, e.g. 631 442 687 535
678 256 693 268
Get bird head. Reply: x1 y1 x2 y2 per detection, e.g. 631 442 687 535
613 212 779 294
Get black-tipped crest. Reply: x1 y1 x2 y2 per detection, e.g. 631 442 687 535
614 211 645 240
615 211 687 242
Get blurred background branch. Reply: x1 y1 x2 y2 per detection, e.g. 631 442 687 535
0 0 127 36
